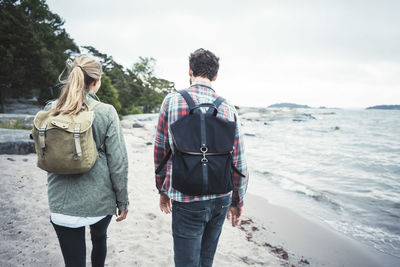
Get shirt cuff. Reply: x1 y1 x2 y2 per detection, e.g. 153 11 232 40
231 199 243 208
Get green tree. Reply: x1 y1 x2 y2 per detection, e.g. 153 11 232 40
132 57 175 113
84 48 174 115
96 75 121 113
83 46 143 115
0 0 79 112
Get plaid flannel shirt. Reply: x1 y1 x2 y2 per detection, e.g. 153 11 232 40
154 81 248 207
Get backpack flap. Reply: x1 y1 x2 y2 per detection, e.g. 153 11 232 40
34 111 94 133
50 120 69 129
170 112 237 196
170 114 236 154
32 109 98 174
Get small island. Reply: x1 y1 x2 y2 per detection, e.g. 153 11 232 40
268 103 311 109
366 105 400 110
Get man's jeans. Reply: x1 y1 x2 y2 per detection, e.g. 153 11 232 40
172 195 232 267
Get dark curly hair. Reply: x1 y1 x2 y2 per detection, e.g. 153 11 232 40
189 48 219 80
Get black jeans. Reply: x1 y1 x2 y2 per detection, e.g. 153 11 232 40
51 215 112 267
172 195 232 267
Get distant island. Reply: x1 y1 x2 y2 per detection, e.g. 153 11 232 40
268 103 311 109
366 105 400 110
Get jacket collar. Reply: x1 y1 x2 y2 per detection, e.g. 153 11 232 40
190 80 215 92
87 91 100 103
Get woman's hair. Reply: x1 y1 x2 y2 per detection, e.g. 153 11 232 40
53 55 102 115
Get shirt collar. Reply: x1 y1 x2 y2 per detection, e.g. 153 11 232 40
190 80 214 91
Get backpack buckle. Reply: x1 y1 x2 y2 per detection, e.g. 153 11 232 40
200 147 208 153
200 147 208 162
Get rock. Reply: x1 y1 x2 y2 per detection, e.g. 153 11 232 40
244 133 256 137
0 141 36 155
123 114 158 122
293 113 316 122
145 142 153 146
0 129 36 155
241 112 262 121
302 113 316 120
132 122 144 128
7 158 16 161
2 98 42 115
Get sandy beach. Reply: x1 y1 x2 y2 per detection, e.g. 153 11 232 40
1 115 399 266
0 120 282 267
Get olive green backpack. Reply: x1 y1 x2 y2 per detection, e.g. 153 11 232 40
32 101 99 174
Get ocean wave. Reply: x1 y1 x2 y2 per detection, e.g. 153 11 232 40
253 170 343 212
324 219 400 258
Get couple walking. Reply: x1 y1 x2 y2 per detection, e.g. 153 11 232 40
39 48 248 267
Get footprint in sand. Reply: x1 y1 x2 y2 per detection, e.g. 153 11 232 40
146 213 157 220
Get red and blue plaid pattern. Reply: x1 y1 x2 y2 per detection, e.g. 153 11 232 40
154 81 248 207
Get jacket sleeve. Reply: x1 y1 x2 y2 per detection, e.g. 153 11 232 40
105 106 129 210
231 110 249 208
154 95 170 193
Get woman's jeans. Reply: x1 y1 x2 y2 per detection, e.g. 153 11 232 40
51 215 112 267
172 195 232 267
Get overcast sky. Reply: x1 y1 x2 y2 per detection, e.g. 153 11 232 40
47 0 400 108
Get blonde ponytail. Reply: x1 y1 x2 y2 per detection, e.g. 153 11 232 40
53 56 102 115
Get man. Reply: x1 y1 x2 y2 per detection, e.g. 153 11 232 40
154 48 248 267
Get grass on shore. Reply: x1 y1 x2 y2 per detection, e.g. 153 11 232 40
0 120 32 130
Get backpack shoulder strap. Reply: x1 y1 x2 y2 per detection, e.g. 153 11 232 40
214 96 225 108
50 100 58 109
88 100 100 111
178 90 196 111
207 96 225 115
155 148 172 174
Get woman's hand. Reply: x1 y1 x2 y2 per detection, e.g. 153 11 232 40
159 194 172 214
116 209 128 222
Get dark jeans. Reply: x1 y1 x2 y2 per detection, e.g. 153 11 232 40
172 195 232 267
51 215 112 267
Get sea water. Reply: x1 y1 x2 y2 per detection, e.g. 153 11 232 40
243 109 400 258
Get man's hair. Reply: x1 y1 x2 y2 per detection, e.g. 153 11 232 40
189 48 219 80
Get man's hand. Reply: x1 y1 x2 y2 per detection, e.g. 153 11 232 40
116 209 128 222
159 193 172 214
226 206 242 227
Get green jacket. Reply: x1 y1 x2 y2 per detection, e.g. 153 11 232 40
45 92 129 217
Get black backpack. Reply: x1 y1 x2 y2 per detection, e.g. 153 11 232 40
155 90 245 196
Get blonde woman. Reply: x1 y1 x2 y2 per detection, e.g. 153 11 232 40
45 56 129 267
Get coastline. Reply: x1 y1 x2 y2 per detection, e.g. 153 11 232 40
0 115 399 266
243 193 400 267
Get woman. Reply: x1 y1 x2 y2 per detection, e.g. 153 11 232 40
45 55 129 267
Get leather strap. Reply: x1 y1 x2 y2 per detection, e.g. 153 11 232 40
73 123 82 160
88 100 99 110
38 122 47 159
